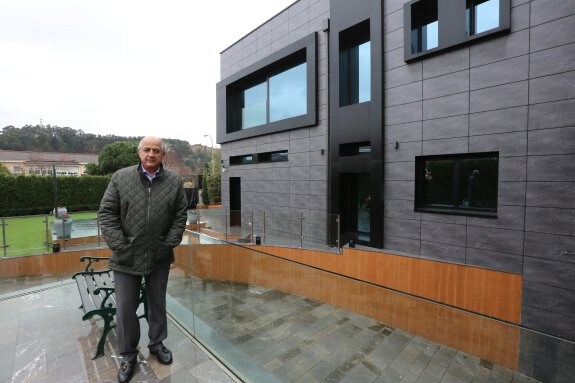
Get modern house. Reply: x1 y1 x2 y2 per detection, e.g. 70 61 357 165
216 0 574 381
0 149 98 176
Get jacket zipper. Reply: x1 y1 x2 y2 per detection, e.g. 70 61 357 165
145 183 152 274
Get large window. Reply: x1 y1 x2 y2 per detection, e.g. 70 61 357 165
339 20 371 106
415 152 498 215
467 0 500 36
239 58 307 130
218 33 317 144
410 0 438 54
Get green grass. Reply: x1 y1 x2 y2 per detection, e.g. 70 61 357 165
0 212 97 257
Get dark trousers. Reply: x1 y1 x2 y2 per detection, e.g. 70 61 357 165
113 265 170 362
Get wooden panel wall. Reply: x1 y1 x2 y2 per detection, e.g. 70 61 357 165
0 248 111 278
251 246 522 324
173 244 521 369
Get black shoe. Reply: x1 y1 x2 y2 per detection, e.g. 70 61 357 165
150 345 173 365
117 360 136 383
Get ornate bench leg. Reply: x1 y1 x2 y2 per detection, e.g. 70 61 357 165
93 313 114 359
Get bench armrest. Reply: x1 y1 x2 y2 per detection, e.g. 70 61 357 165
94 286 116 309
80 256 110 273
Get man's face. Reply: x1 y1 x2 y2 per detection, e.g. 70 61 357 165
138 137 164 172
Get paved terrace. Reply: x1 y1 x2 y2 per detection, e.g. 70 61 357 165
0 274 540 383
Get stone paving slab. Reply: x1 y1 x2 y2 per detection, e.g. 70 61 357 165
168 276 541 383
0 281 237 383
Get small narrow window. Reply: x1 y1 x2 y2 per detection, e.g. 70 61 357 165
340 142 371 157
467 0 500 36
339 20 371 106
230 154 255 165
258 150 288 163
411 0 438 54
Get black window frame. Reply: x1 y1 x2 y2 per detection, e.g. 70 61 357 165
414 152 499 217
217 33 317 144
410 0 439 55
339 19 371 107
404 0 510 62
229 150 288 166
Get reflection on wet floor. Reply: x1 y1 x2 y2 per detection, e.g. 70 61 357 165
167 275 541 383
0 280 237 383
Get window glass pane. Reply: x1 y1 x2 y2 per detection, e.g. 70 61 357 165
468 0 499 35
423 159 454 207
270 151 288 162
423 20 438 50
358 41 371 103
357 173 370 241
242 82 267 129
411 0 438 54
458 156 498 210
269 62 307 123
475 0 499 34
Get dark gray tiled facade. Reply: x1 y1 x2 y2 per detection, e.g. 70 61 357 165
218 1 575 380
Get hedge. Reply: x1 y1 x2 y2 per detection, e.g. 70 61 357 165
0 174 111 217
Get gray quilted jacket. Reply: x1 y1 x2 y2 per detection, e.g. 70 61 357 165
98 164 188 275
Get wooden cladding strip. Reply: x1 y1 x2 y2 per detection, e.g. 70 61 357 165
173 244 520 370
0 249 111 278
251 246 522 324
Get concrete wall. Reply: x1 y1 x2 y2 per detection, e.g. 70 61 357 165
219 0 330 241
382 0 575 343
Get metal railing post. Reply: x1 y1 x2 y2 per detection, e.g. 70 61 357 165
251 211 254 243
1 218 7 258
225 210 229 242
263 211 266 245
44 215 51 252
197 210 201 235
336 214 341 254
96 213 101 248
300 212 304 248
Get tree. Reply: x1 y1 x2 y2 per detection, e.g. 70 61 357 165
201 165 211 206
0 164 10 174
87 142 139 175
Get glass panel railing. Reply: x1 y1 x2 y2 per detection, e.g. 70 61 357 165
168 235 573 383
190 208 341 252
0 212 103 257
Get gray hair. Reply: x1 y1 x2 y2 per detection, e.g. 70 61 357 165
137 136 168 154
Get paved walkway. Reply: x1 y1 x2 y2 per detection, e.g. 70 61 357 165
167 276 540 383
0 280 237 383
0 275 541 383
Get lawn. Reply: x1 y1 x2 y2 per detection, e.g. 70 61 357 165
0 212 98 257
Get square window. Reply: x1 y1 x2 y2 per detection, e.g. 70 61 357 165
415 152 498 215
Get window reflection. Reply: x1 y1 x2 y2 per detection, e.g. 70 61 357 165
411 0 439 54
339 20 371 106
417 153 498 214
269 63 307 123
242 82 267 129
467 0 499 36
358 41 371 103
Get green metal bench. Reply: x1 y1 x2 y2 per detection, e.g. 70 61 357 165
72 256 148 359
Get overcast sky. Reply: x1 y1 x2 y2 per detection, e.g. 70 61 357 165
0 0 296 148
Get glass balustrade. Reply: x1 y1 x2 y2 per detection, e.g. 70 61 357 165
167 233 574 383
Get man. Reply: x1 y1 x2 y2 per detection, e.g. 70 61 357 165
98 136 188 383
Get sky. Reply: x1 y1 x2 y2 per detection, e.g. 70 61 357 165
0 0 296 148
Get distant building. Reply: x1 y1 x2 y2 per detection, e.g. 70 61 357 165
0 150 98 176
